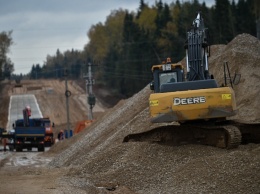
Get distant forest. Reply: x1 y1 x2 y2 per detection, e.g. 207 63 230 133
14 0 260 97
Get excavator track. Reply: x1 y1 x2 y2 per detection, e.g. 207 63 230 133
193 124 242 149
231 120 260 144
223 125 241 149
123 122 246 149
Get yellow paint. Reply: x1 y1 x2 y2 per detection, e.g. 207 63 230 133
150 100 159 106
222 94 232 100
149 87 236 122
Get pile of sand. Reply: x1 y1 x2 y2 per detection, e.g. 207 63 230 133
209 33 260 121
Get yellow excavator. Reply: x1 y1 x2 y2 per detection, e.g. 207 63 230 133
150 12 240 148
124 12 259 148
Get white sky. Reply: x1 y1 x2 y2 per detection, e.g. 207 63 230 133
0 0 215 74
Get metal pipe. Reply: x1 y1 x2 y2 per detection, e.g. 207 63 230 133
186 49 190 73
205 49 209 71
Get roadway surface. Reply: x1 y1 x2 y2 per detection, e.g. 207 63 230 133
1 94 46 159
6 94 43 130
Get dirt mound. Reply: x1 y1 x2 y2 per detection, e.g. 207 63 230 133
46 33 260 193
209 33 260 121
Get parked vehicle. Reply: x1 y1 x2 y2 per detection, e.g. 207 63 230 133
9 124 45 152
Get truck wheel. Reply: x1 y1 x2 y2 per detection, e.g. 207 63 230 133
16 146 23 152
9 145 14 151
44 141 51 147
38 145 44 152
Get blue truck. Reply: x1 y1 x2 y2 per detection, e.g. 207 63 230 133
1 106 53 152
11 127 45 152
1 127 45 152
7 118 48 152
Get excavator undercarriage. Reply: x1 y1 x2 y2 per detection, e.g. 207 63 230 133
123 121 260 149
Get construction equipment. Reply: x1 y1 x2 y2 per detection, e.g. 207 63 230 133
41 117 55 146
13 117 54 147
0 106 55 151
2 107 46 152
149 13 237 122
21 106 54 146
73 120 94 134
124 12 259 148
8 122 46 152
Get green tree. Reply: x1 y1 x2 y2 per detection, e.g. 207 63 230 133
86 22 109 62
0 31 14 79
236 0 256 35
137 0 147 19
253 0 260 38
136 6 157 35
213 0 233 43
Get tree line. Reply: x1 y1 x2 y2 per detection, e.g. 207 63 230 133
3 0 260 98
0 31 14 80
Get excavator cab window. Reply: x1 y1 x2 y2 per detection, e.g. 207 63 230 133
152 67 183 93
159 72 177 85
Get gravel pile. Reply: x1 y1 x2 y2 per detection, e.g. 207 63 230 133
209 33 260 121
47 34 260 194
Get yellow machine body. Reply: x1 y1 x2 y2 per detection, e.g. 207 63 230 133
149 86 236 123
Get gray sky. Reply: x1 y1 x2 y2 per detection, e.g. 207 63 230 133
0 0 215 74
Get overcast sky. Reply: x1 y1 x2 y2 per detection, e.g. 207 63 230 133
0 0 215 74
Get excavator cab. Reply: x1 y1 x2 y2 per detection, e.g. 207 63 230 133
150 61 184 93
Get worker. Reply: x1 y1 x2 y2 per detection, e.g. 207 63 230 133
25 105 31 117
58 130 64 140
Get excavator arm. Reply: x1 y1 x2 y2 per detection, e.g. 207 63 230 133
185 12 210 81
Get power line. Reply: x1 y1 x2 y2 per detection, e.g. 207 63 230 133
12 28 87 32
12 45 84 50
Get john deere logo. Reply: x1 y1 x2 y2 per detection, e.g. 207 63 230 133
173 96 206 105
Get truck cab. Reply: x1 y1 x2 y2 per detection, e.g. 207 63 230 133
14 117 54 147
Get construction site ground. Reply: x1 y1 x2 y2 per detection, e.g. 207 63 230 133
0 33 260 194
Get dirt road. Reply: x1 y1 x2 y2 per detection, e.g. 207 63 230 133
0 79 105 194
0 149 61 194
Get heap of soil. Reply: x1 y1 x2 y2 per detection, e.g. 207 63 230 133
209 33 260 121
47 34 260 193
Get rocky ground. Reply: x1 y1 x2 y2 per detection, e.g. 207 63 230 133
0 33 260 194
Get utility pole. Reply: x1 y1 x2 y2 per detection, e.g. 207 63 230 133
64 68 71 138
84 62 96 120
